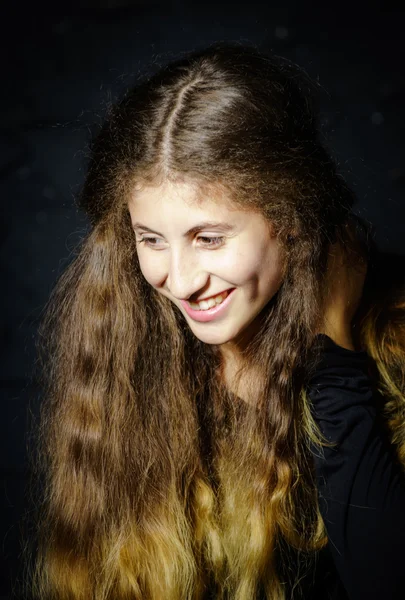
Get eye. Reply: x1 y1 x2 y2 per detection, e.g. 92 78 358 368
136 236 164 247
135 235 225 248
198 236 225 247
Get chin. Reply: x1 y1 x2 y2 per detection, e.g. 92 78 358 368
188 325 240 346
192 332 230 345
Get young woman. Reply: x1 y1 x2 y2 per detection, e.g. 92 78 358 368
31 44 405 599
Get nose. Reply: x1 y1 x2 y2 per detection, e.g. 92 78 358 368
166 247 208 300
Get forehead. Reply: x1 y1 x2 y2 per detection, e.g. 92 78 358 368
127 180 277 239
128 179 245 214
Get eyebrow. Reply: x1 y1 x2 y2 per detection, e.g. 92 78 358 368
131 221 235 237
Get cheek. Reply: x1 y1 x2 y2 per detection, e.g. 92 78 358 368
261 253 285 294
228 248 269 284
234 246 284 292
137 252 164 287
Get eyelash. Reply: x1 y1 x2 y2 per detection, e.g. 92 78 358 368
136 236 225 248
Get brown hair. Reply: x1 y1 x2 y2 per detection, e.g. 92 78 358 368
29 43 405 599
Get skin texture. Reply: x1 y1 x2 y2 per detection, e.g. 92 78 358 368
128 180 286 364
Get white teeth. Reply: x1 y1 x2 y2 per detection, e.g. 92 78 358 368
189 290 230 311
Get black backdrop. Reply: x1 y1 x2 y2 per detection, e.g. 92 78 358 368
1 3 404 597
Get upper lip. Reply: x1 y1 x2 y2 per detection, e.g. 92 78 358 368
188 288 233 303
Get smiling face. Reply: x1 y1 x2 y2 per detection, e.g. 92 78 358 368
128 180 286 355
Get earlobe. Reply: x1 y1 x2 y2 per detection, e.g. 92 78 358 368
285 225 299 244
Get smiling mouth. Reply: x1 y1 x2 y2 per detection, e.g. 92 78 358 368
188 289 233 311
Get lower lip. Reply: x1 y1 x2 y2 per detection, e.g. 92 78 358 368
180 289 236 322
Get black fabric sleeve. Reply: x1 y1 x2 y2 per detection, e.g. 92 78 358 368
307 334 405 600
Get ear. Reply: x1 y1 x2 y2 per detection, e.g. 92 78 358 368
286 229 298 244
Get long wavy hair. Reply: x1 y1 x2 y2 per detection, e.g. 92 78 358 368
29 44 405 599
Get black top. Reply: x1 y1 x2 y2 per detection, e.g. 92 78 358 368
285 334 405 599
207 333 405 599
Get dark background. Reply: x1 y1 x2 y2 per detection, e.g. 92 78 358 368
1 2 404 597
